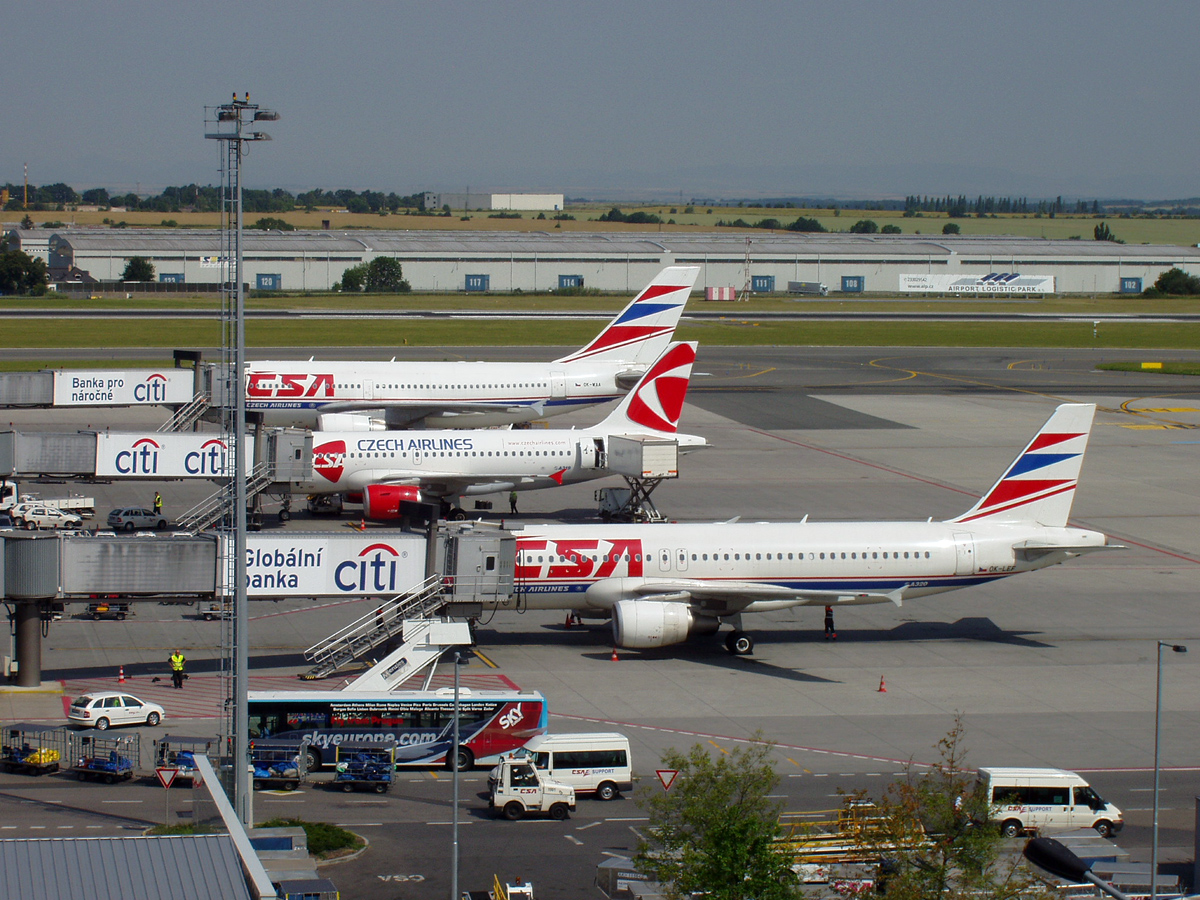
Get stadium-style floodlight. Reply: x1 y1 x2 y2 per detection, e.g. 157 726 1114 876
1152 640 1187 899
203 92 279 827
1023 837 1131 900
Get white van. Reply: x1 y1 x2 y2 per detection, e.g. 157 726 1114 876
978 767 1123 838
490 733 632 800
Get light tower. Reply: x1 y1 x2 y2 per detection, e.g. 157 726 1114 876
204 93 278 825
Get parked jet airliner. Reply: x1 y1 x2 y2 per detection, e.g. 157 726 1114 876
245 266 699 430
291 343 706 518
500 404 1114 654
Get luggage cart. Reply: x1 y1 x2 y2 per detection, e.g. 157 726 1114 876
154 734 219 786
331 741 396 794
70 733 138 784
250 739 306 791
1 724 70 776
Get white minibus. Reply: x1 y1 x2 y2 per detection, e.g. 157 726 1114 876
978 767 1123 838
490 732 632 800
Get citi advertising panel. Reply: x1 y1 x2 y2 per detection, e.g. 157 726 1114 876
95 434 255 478
53 370 194 406
224 534 425 596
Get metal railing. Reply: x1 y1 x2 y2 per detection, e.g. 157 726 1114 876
157 392 211 433
174 461 273 532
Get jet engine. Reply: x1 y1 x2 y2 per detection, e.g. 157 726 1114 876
361 484 423 519
611 599 719 649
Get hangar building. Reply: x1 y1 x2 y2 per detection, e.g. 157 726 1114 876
6 226 1199 295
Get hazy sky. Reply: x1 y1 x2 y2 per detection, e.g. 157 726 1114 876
5 1 1198 200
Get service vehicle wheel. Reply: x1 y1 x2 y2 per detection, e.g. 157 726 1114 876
77 772 87 781
285 781 298 791
1094 820 1113 838
278 509 290 523
374 783 387 794
117 613 126 620
549 802 570 821
155 520 166 530
123 522 135 532
253 780 263 790
304 748 320 772
596 781 618 801
450 508 467 522
104 774 116 784
342 782 354 793
146 712 160 726
1001 819 1023 838
503 801 524 821
95 717 110 731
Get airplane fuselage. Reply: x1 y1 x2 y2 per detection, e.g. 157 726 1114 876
246 359 642 429
500 520 1107 611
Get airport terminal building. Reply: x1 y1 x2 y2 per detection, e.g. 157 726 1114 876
5 226 1199 295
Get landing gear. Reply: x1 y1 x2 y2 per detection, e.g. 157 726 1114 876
278 498 291 523
725 630 754 655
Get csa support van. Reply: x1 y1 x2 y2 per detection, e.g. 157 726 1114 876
978 767 1123 838
490 733 632 800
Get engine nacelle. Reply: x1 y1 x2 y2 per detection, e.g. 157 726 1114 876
611 599 718 649
362 484 423 519
317 413 385 431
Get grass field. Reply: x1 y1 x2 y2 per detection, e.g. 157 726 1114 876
19 204 1200 247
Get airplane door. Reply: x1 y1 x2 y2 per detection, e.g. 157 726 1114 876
362 379 374 400
676 549 688 572
659 548 671 572
577 440 595 470
551 370 566 399
953 532 975 575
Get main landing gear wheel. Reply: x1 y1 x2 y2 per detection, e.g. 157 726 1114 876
725 631 754 655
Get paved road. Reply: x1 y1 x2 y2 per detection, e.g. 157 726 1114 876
2 346 1199 897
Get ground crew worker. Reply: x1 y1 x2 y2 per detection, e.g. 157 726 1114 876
153 491 163 516
169 649 186 689
824 605 837 641
509 490 519 515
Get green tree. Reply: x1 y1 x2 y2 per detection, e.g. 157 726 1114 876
121 256 155 282
785 215 826 233
943 222 961 235
250 216 296 231
636 738 799 900
1151 267 1200 295
364 257 411 292
1093 221 1122 243
849 219 879 234
81 188 110 206
0 248 49 295
338 263 367 292
881 223 902 234
852 717 1050 900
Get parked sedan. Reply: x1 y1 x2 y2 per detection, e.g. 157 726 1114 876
107 506 168 531
67 692 165 730
20 506 84 530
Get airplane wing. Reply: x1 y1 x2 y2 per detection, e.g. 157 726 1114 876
624 578 908 612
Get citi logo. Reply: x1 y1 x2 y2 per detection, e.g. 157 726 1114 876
185 438 230 475
134 373 171 403
115 437 161 475
334 542 408 593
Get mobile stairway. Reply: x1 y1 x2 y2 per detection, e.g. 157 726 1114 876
174 461 274 532
157 392 211 433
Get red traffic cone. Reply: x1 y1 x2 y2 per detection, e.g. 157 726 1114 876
564 614 574 629
360 518 366 531
118 666 125 684
877 676 887 693
610 648 619 662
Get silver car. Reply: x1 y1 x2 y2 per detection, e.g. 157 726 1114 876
107 506 168 531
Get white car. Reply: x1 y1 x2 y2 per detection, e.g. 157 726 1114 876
19 506 84 530
67 692 165 730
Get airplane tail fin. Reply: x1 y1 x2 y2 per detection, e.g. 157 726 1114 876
594 342 698 434
950 403 1097 527
554 266 698 366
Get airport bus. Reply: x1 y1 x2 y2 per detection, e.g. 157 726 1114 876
247 688 547 771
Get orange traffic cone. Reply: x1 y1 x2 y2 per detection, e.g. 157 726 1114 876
877 676 887 693
359 518 366 531
610 648 619 662
118 666 125 684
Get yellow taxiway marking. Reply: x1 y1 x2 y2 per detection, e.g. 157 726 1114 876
472 650 499 669
707 740 729 755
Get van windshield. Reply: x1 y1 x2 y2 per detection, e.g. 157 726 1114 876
1074 786 1106 809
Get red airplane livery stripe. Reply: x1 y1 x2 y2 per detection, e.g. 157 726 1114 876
980 478 1072 509
957 482 1077 522
1026 432 1084 452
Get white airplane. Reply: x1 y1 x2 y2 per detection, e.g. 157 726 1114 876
502 403 1115 654
291 342 706 518
245 266 699 429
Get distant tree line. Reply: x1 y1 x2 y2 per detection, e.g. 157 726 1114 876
2 183 426 215
904 194 1106 218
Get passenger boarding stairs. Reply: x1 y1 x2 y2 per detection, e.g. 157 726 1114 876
301 574 451 681
157 392 211 433
175 461 273 532
342 618 473 692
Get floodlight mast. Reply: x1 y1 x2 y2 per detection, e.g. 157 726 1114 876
204 92 278 826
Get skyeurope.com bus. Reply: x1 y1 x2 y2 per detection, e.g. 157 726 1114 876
247 688 547 771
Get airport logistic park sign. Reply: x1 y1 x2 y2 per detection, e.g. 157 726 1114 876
900 273 1055 294
53 370 195 406
95 434 256 478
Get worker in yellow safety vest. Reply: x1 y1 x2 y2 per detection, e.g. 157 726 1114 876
169 650 186 689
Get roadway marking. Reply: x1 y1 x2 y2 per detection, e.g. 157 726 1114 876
565 835 583 845
707 740 729 755
605 817 649 822
101 800 143 804
1 826 15 830
576 821 602 831
472 650 499 669
336 822 384 827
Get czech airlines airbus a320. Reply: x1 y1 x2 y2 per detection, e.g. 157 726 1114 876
291 342 705 519
500 404 1114 654
245 266 699 430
